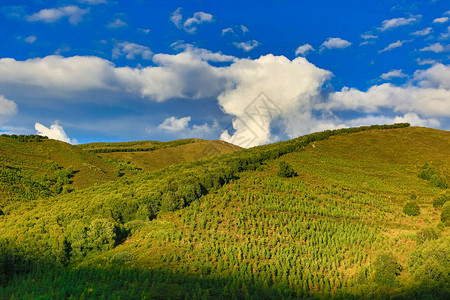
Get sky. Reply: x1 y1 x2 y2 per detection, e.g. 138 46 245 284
0 0 449 147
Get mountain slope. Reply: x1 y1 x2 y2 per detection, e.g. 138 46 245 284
1 125 449 299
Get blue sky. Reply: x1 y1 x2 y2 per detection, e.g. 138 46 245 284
0 0 449 146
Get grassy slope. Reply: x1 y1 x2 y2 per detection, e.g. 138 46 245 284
87 127 450 297
96 140 241 171
0 137 117 202
1 126 449 298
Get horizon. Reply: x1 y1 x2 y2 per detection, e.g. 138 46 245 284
0 0 449 147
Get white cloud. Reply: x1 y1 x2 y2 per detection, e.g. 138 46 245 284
0 95 17 116
295 44 314 56
420 43 446 53
440 26 450 40
345 113 439 128
158 116 191 132
27 6 89 25
35 121 77 144
361 33 378 40
107 18 127 28
433 17 449 24
379 16 419 31
222 27 235 36
326 64 450 117
320 38 351 50
171 8 213 33
380 69 407 80
218 55 332 147
25 36 37 43
112 42 152 60
240 25 249 34
78 0 107 4
233 40 260 52
379 40 404 53
411 27 432 36
170 7 183 29
416 58 438 65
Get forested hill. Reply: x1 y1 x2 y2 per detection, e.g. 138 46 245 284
0 136 240 205
1 124 450 299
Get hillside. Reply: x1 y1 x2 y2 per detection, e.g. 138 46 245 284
1 124 449 299
92 139 241 171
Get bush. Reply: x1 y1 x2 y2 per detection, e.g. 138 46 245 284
373 252 402 287
403 201 420 216
278 161 297 178
111 251 135 264
415 227 440 244
418 163 448 189
441 201 450 226
433 192 449 208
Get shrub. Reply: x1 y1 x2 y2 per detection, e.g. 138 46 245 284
418 163 448 189
278 161 297 178
441 201 450 226
433 192 449 208
403 201 420 216
415 227 440 244
373 252 402 287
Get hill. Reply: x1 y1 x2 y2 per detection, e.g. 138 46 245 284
90 139 241 172
1 124 449 299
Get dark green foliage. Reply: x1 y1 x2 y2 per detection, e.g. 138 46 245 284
403 201 420 216
434 192 450 208
111 251 135 264
418 163 448 189
441 202 450 226
408 236 450 297
415 227 440 244
82 139 195 153
277 161 297 178
0 134 48 142
373 252 402 287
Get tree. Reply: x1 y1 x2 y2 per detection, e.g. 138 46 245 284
373 252 401 287
278 161 297 178
403 201 420 216
441 201 450 226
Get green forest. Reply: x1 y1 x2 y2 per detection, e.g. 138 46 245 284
0 124 449 299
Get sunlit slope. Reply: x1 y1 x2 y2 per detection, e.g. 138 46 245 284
1 125 449 299
95 139 241 171
0 136 117 203
85 126 449 298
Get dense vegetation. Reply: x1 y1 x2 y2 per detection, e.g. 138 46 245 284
1 123 449 299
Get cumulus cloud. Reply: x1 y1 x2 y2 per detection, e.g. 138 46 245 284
112 42 152 60
1 49 448 147
157 116 219 137
158 116 191 132
433 17 449 24
379 40 405 53
420 43 446 53
380 69 407 80
233 40 260 52
320 38 351 50
411 27 432 36
295 44 314 56
379 16 419 31
107 18 127 28
0 95 17 116
170 8 213 33
218 55 332 147
35 121 77 144
27 6 89 25
327 64 450 117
